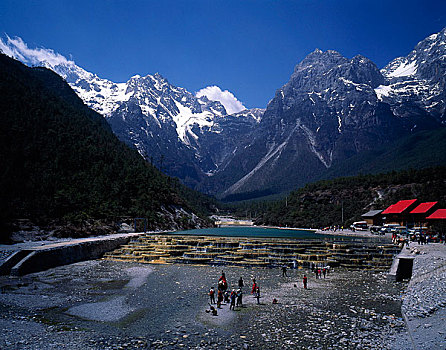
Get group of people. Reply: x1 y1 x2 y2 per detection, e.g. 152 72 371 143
209 273 261 313
286 264 331 288
207 266 332 315
313 266 329 279
320 225 344 232
393 233 430 248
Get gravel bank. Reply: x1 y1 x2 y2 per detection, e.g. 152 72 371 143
400 243 446 350
1 257 414 349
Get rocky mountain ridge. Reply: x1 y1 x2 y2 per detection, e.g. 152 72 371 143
209 29 445 199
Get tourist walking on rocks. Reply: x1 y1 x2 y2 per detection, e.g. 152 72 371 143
322 268 326 278
230 289 236 310
315 268 319 279
318 268 322 279
303 275 308 289
209 287 215 304
238 277 244 289
282 265 288 277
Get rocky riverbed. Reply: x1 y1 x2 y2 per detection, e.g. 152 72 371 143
0 256 418 350
400 243 446 350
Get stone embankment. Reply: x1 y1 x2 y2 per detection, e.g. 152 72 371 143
399 243 446 350
0 233 145 276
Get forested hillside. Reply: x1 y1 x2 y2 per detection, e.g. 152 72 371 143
0 54 214 242
254 167 446 228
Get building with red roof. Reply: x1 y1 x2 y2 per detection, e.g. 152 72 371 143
410 202 438 227
427 209 446 241
410 202 437 214
426 209 446 220
381 199 418 225
382 199 418 214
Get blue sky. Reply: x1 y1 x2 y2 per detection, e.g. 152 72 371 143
1 0 445 108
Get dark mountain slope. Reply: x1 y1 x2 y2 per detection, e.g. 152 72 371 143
319 126 446 181
0 54 212 241
255 167 446 229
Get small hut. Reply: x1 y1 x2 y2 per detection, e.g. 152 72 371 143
361 210 383 226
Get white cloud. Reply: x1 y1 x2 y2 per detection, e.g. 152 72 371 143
196 85 245 115
0 35 73 68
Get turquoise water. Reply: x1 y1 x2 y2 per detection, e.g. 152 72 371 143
172 226 355 241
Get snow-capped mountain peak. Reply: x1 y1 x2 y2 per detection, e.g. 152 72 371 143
377 27 446 121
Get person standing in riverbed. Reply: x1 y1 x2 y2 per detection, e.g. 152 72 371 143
229 289 236 310
251 278 257 294
224 290 230 304
218 272 228 291
282 265 288 277
209 287 215 304
236 288 243 307
217 289 223 308
303 275 308 289
255 286 261 304
238 277 244 289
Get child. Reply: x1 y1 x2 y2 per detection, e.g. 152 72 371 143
224 290 230 304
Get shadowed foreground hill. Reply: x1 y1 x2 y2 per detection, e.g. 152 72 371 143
0 54 214 241
255 167 446 228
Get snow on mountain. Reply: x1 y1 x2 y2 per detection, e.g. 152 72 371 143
0 35 256 145
377 27 446 121
0 34 264 189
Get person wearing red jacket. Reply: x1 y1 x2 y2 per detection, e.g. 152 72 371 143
251 278 257 294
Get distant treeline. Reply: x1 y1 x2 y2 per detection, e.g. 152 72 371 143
229 167 446 229
0 54 215 240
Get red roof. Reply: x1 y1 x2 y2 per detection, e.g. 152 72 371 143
410 202 437 214
382 199 417 214
427 209 446 220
